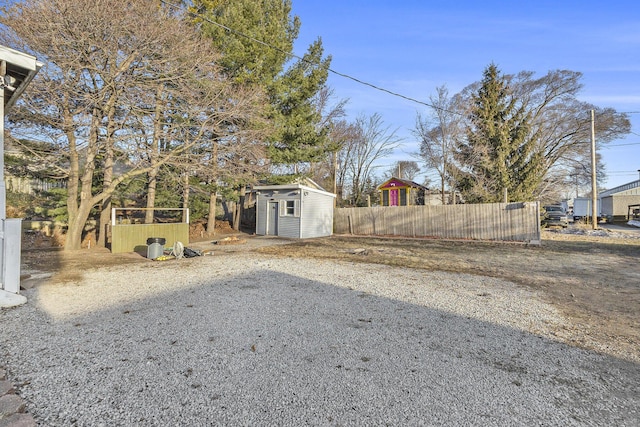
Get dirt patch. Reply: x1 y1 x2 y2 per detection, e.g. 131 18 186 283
21 247 147 284
255 230 640 362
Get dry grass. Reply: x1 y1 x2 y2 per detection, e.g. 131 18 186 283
256 230 640 362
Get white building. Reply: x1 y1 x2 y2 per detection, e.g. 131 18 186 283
599 179 640 221
254 181 336 239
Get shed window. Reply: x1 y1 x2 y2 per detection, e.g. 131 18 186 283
279 199 300 217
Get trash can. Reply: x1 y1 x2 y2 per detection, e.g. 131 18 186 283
146 237 166 259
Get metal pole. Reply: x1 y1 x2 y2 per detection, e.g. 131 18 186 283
590 110 598 230
1 60 6 290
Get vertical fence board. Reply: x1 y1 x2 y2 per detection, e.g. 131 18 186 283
334 202 540 243
111 223 189 254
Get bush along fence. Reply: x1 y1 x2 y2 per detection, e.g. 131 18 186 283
334 202 541 244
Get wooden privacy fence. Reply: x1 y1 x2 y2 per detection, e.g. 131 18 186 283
334 202 541 243
109 208 189 254
5 175 67 195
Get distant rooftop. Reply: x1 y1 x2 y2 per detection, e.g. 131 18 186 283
600 179 640 197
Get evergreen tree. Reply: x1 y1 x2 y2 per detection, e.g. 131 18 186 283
455 64 542 202
190 0 299 86
268 39 331 169
191 0 332 173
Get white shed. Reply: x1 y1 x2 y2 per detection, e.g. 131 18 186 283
254 183 335 238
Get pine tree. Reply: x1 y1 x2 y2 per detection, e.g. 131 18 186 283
192 0 332 172
268 39 331 168
190 0 299 86
455 64 543 202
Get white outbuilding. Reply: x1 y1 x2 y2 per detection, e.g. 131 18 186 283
253 181 335 239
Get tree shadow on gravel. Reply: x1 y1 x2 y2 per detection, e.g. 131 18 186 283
2 263 639 426
256 235 640 362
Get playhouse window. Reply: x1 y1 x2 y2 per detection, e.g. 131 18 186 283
400 188 407 205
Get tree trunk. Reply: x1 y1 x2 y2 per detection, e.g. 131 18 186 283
97 96 117 247
206 191 217 236
65 202 94 250
232 196 243 231
65 162 98 250
182 171 190 223
98 195 112 247
145 169 157 224
145 84 164 224
64 108 99 250
97 145 113 247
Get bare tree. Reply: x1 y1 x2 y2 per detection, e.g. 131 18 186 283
330 120 360 204
386 160 420 181
304 86 349 193
1 0 262 249
414 86 462 204
343 113 402 206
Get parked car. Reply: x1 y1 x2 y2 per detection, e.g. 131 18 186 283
541 205 569 228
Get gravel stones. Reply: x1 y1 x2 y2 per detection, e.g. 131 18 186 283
1 253 639 426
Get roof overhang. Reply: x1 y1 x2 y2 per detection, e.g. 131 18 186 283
253 183 336 198
1 45 43 113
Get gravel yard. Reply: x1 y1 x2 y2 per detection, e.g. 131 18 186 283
1 236 639 426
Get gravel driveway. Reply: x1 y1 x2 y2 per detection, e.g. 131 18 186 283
1 250 638 426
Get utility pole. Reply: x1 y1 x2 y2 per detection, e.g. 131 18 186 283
333 150 338 208
590 110 597 230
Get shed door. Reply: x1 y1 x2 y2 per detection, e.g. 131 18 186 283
390 189 399 206
267 201 279 236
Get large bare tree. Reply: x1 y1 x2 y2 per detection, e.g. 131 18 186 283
1 0 262 249
342 113 402 206
414 85 462 204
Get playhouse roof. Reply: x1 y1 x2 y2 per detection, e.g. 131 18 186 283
377 176 428 191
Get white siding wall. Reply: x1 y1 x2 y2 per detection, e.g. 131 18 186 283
300 191 334 238
255 186 335 238
255 195 269 235
256 190 302 238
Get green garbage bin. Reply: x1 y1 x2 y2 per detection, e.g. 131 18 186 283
146 237 166 259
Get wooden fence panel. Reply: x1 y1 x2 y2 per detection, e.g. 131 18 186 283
334 202 540 243
5 176 67 195
110 223 189 254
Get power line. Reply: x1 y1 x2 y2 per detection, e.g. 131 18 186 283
162 0 639 128
602 142 640 147
160 0 452 114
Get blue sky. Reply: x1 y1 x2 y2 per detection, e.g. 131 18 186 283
291 0 640 189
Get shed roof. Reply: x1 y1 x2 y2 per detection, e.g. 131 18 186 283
253 183 336 198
